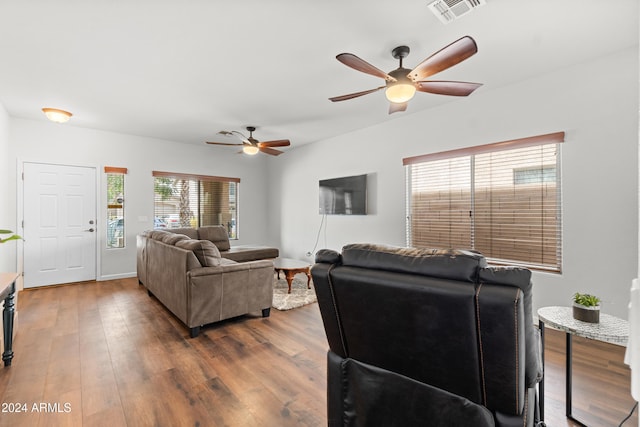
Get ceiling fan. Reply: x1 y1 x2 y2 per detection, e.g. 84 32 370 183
329 36 482 114
206 126 291 156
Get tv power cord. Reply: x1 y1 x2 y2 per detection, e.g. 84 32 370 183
306 214 326 258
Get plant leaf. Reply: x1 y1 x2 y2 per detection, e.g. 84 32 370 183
0 234 22 243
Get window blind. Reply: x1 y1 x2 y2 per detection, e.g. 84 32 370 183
404 132 564 272
152 171 239 238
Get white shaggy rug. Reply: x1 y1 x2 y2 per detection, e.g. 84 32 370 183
272 275 317 311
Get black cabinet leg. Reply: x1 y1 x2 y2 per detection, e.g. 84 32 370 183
262 307 271 317
190 326 200 338
2 283 15 367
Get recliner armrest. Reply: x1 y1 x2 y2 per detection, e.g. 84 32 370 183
480 267 543 388
327 351 495 427
476 283 526 415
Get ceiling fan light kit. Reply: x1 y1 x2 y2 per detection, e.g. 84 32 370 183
385 48 416 103
385 80 416 103
330 36 482 114
242 145 259 155
206 126 291 156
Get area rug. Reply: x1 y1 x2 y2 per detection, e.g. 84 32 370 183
272 275 317 311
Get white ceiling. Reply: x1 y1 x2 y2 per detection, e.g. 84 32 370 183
0 1 637 151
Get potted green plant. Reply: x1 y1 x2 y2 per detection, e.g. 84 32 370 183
0 230 22 244
572 292 601 323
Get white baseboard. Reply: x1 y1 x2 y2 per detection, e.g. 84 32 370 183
98 272 137 281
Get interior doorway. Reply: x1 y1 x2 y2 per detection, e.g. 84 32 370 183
22 162 97 288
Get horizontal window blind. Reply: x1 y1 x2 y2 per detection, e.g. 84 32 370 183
152 171 239 239
409 156 472 249
405 132 564 272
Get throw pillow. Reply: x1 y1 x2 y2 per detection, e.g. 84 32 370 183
175 239 222 267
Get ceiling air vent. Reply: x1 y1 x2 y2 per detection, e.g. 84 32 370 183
427 0 486 24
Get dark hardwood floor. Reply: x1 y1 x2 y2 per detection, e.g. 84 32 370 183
0 278 637 427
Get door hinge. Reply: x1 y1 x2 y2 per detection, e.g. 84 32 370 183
21 220 24 229
21 172 24 180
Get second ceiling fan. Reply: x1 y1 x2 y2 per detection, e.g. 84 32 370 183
330 36 482 114
206 126 290 156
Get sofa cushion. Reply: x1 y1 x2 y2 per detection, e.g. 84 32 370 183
161 233 191 245
171 227 199 240
222 246 279 262
149 230 172 240
197 226 231 251
175 239 222 267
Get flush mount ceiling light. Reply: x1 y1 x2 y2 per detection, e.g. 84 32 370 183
42 108 72 123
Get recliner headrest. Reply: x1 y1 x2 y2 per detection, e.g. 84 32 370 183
340 243 487 283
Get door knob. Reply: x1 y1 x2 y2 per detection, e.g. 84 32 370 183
84 228 95 232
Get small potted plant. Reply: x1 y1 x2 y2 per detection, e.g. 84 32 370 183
572 292 601 323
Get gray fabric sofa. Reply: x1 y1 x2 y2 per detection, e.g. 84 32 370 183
136 228 274 337
165 226 279 262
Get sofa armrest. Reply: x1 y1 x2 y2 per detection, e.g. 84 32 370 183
186 259 274 327
136 234 148 284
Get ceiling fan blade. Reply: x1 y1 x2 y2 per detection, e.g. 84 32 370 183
206 141 244 146
388 102 408 114
416 81 482 96
329 86 385 102
259 146 284 156
336 53 394 81
409 36 478 82
258 139 290 148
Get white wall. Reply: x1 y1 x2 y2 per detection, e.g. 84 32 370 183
7 120 273 283
269 47 639 319
0 101 15 272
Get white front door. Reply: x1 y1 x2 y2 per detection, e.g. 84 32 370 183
23 163 97 288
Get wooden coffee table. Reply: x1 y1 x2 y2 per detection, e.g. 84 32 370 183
273 258 311 294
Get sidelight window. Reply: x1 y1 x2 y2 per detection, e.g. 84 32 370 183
105 166 127 249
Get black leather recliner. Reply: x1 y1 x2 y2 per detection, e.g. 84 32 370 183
311 243 544 427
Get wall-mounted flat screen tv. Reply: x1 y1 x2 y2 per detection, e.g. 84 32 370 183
319 174 367 215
